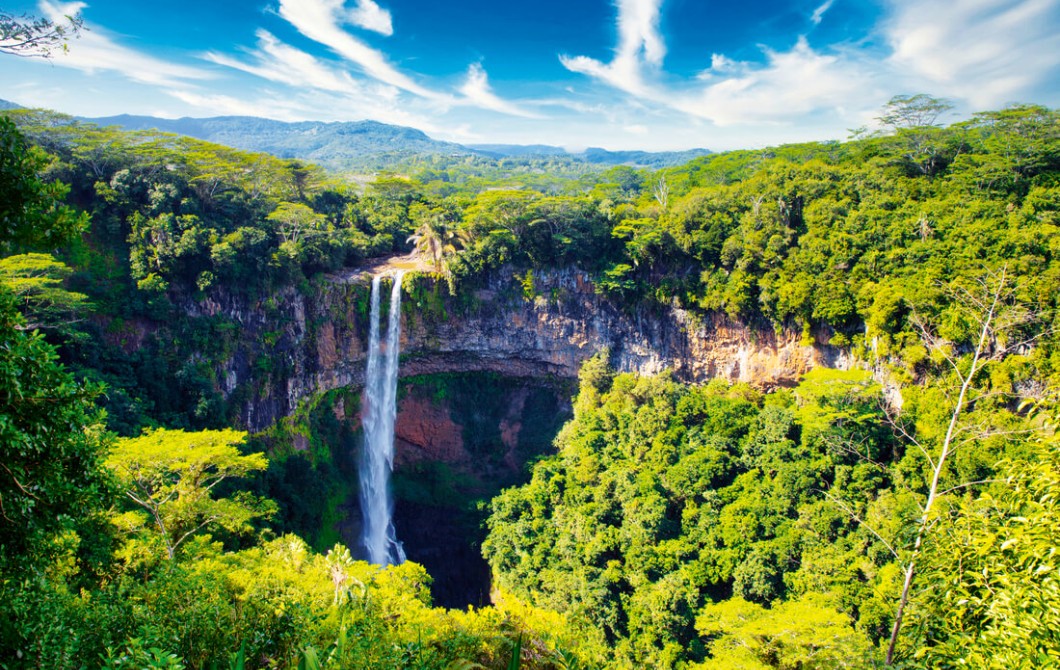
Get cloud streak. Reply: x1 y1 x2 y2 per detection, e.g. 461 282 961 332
564 0 1059 131
205 30 363 95
882 0 1060 107
459 63 542 118
276 0 445 101
560 0 665 98
38 0 210 87
811 0 834 25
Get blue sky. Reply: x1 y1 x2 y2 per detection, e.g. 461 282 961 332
2 0 1058 151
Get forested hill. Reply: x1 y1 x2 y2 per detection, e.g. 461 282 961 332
84 113 476 171
466 143 713 167
0 99 713 172
83 112 712 171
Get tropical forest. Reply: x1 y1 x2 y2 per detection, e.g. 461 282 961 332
1 3 1059 669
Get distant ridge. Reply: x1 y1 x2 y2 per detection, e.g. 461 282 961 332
85 114 476 171
0 101 713 171
85 113 711 171
467 143 570 158
468 143 712 167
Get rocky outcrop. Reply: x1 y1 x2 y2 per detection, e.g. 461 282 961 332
186 267 853 432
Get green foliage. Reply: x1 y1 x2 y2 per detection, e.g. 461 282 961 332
692 593 875 668
0 116 88 251
1 532 600 669
896 397 1060 667
0 252 89 330
106 428 275 561
0 118 112 571
484 364 899 667
0 290 113 566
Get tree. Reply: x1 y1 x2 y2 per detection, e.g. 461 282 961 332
0 117 89 251
267 201 328 245
0 252 89 331
0 119 110 567
884 267 1038 664
0 10 83 59
693 594 875 668
0 291 113 563
905 436 1060 666
106 428 276 561
877 94 953 131
407 204 466 274
875 94 961 177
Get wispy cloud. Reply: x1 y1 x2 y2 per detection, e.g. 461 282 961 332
882 0 1060 107
811 0 834 25
268 0 539 118
169 90 283 118
565 0 1058 132
170 86 447 133
205 30 364 95
37 1 210 87
459 63 542 118
346 0 393 36
560 0 665 98
276 0 445 101
679 38 871 125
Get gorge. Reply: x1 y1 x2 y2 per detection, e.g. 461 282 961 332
4 95 1055 667
175 265 856 607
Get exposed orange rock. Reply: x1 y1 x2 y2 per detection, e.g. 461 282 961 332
317 322 338 371
393 394 468 466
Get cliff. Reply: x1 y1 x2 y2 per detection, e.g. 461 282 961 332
182 267 854 432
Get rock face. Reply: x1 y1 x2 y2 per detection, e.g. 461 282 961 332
185 267 853 432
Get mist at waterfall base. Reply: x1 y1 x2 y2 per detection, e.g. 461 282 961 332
358 272 406 566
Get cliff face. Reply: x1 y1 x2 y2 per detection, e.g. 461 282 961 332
318 372 572 609
184 267 853 432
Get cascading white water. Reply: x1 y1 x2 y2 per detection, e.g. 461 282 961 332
359 271 406 566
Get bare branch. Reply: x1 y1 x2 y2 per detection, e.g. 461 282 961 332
818 488 900 560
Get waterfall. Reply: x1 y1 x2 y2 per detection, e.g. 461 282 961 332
359 271 406 566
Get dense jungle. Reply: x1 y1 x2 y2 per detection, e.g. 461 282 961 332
1 71 1059 669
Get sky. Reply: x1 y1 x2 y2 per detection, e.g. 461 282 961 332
2 0 1058 151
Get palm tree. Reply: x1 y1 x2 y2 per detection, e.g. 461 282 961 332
407 208 469 275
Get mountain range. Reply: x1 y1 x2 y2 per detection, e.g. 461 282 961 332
0 99 710 172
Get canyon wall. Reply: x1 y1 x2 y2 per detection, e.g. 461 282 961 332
183 267 854 432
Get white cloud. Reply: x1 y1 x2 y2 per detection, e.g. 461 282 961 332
811 0 834 25
882 0 1060 107
269 0 537 117
169 90 283 118
563 0 1059 136
458 63 542 118
169 86 447 133
205 30 364 95
276 0 445 101
560 0 872 127
36 1 210 87
560 0 666 98
677 37 873 125
346 0 393 36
